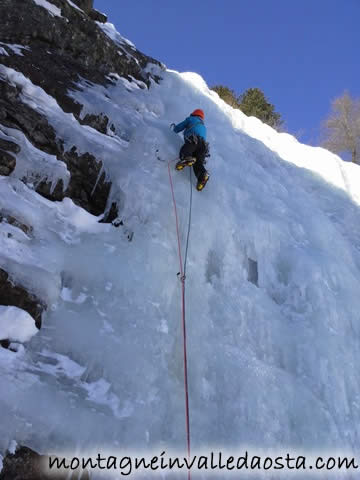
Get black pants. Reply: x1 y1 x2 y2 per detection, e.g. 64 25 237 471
179 137 208 181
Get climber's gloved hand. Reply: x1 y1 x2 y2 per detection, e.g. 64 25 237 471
170 123 175 131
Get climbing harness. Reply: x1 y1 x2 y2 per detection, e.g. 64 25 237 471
168 160 193 479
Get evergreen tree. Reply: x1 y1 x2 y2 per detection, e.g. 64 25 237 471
211 85 240 109
238 88 283 130
212 85 283 130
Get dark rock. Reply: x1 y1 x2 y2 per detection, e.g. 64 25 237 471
0 138 20 154
0 339 10 349
0 214 32 235
64 150 113 216
0 268 45 329
80 112 109 134
0 166 12 176
0 446 88 480
0 446 43 480
72 0 93 13
101 201 118 224
36 178 65 202
0 79 61 157
89 8 107 23
0 150 16 175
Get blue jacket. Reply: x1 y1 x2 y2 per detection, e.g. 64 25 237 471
174 115 207 140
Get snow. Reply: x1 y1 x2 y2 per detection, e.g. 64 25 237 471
60 287 88 304
0 175 108 308
0 306 38 343
1 20 360 480
34 350 86 379
55 197 107 234
7 440 17 455
97 21 136 49
0 43 30 56
32 0 62 17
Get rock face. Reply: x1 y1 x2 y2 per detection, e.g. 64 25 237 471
89 8 107 23
0 446 89 480
80 113 111 135
0 447 48 480
0 138 18 174
0 0 161 116
72 0 93 13
0 150 16 176
0 0 162 215
63 149 115 218
0 268 44 329
0 78 58 154
0 75 115 214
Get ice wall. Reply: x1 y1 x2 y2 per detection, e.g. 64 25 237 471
1 35 360 480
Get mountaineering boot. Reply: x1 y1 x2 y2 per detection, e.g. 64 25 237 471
196 172 210 191
175 157 196 171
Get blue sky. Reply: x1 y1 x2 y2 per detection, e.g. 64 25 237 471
94 0 359 145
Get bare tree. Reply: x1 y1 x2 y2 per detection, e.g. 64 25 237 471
322 91 360 164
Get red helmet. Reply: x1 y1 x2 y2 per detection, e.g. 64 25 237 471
191 109 204 120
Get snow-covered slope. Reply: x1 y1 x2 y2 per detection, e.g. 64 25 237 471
1 19 360 480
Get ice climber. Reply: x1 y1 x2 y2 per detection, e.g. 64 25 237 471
171 109 210 191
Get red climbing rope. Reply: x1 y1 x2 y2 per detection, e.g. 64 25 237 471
168 160 191 479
